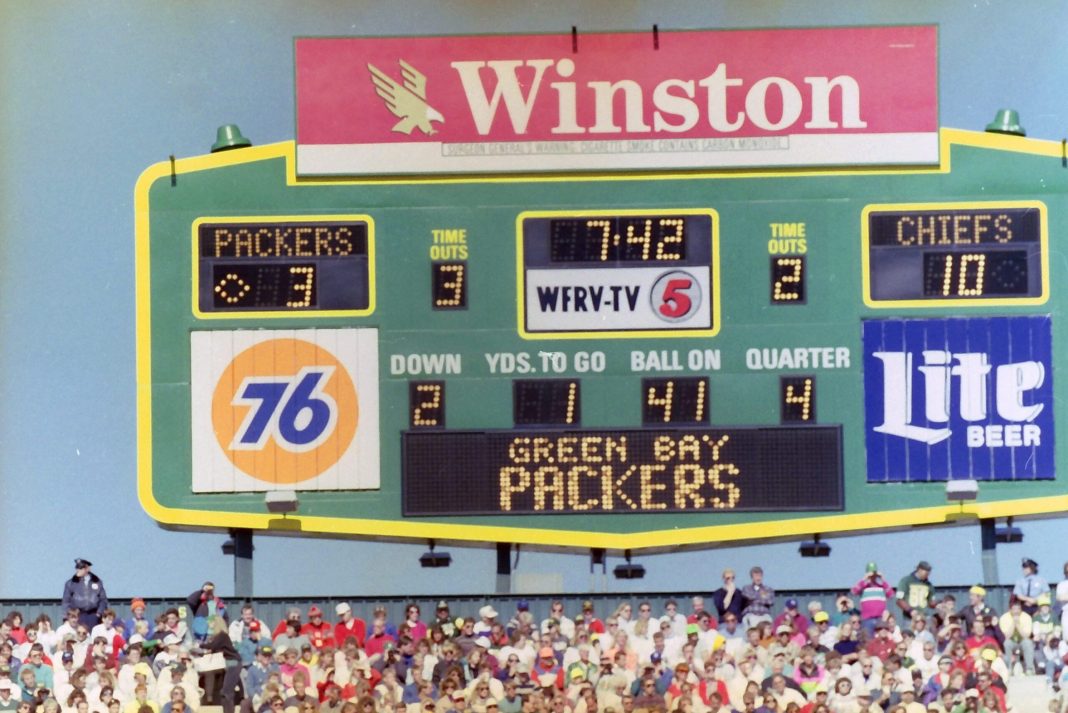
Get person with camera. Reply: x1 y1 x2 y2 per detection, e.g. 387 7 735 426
851 563 894 638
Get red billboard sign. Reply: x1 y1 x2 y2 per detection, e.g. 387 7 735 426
295 26 938 175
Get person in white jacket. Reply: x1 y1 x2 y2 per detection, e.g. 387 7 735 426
998 599 1035 675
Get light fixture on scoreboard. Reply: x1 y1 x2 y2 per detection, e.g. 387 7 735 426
419 540 452 568
798 534 831 558
613 549 646 579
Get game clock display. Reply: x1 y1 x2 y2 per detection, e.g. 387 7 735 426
518 210 718 337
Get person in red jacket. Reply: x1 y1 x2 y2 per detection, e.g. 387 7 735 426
865 623 896 662
273 608 302 639
333 604 366 649
964 619 1000 658
300 607 334 650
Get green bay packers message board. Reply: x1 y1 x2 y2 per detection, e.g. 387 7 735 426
135 129 1068 548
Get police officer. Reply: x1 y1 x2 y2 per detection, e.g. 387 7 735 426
61 559 108 628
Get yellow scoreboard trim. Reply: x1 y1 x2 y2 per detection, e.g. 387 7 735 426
861 200 1049 309
190 214 376 319
135 128 1068 550
514 208 721 340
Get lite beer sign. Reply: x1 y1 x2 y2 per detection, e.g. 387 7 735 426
862 316 1054 482
295 26 937 175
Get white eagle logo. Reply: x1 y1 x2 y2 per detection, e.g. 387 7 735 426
367 60 445 136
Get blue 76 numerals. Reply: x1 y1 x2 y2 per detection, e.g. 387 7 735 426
229 367 338 452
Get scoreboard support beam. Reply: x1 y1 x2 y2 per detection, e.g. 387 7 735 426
496 542 513 594
232 529 254 599
979 518 999 586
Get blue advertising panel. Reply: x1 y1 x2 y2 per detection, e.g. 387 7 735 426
863 316 1053 482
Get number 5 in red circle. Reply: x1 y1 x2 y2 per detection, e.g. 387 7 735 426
651 270 702 322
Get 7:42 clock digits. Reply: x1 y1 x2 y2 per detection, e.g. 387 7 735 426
549 216 688 263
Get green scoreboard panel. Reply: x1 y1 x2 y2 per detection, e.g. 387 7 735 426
135 129 1068 549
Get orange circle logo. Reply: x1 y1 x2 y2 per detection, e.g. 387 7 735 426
211 338 358 484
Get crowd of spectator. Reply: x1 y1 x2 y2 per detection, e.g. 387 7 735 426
3 557 1068 713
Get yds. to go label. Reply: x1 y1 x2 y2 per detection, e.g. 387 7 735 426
191 329 380 492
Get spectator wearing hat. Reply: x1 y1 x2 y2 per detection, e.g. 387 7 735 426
532 647 561 683
299 608 333 651
959 587 996 636
473 608 498 640
430 603 456 641
119 600 149 646
768 626 799 664
331 604 366 650
242 646 278 713
850 563 894 636
63 560 109 630
895 561 935 620
580 597 606 636
811 611 837 650
1013 558 1050 616
235 620 269 667
1031 594 1056 672
771 599 810 639
504 602 530 640
0 681 18 713
997 599 1033 675
740 568 775 631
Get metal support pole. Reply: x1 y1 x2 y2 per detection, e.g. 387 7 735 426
590 548 607 592
496 542 512 594
979 518 999 585
233 529 254 598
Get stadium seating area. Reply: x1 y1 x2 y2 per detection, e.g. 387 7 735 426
5 560 1067 713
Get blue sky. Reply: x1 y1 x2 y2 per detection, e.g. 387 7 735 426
2 1 1068 598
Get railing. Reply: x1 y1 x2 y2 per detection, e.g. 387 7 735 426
1 585 1017 628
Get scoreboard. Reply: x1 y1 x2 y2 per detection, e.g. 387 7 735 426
135 129 1068 548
